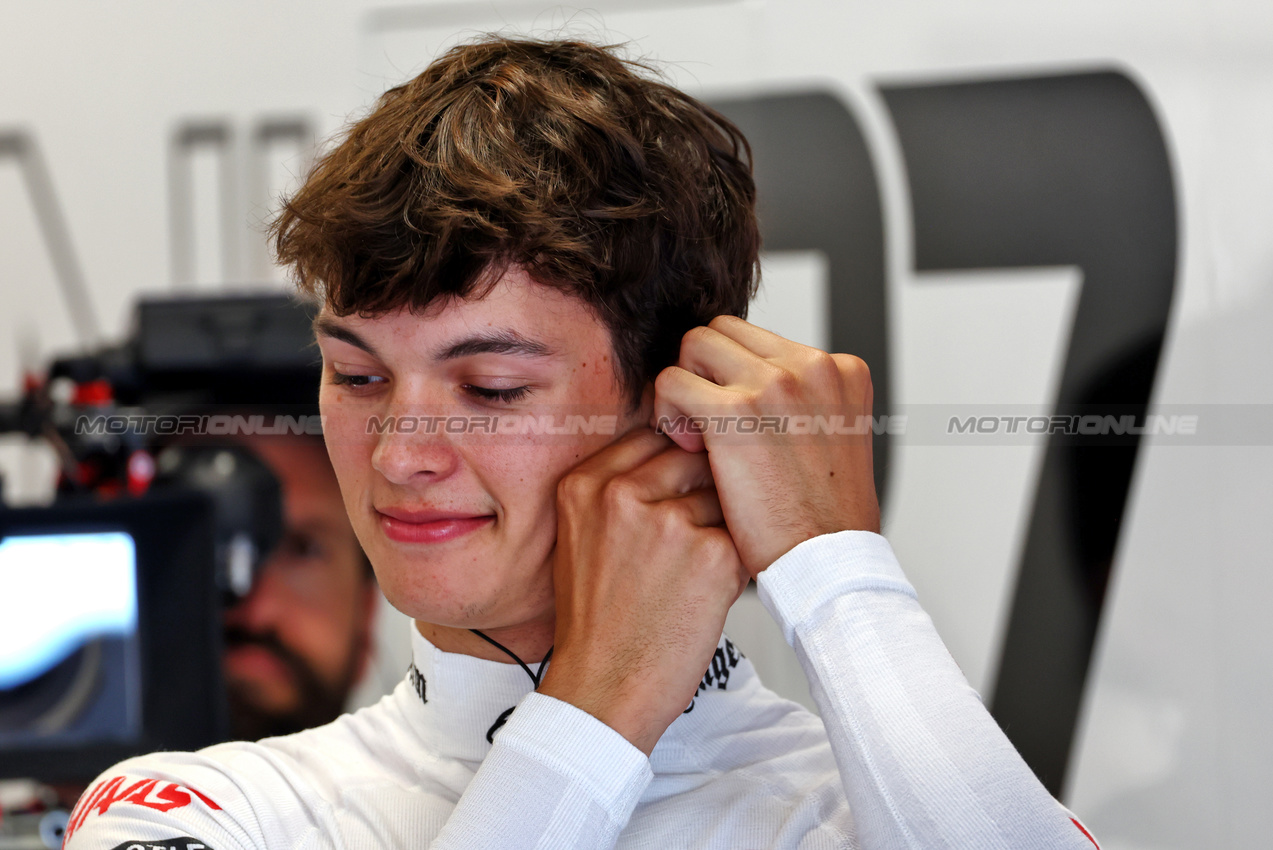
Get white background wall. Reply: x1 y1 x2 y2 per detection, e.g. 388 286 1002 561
3 3 1272 847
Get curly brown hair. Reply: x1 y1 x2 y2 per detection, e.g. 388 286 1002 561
271 36 760 406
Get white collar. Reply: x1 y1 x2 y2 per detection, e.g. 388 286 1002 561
401 625 761 769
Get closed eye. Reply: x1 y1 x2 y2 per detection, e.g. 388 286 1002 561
462 384 531 404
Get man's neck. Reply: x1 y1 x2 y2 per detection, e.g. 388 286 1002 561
415 617 555 665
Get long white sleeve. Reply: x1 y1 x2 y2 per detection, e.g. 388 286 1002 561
756 530 1099 850
430 692 652 849
63 531 1101 850
62 692 652 850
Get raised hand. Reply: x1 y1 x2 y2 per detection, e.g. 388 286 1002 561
538 428 750 756
653 315 880 578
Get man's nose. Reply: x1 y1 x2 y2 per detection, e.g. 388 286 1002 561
371 403 461 485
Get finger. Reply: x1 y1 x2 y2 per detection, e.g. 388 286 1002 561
671 487 726 527
652 366 735 452
706 314 806 360
624 446 715 501
573 426 672 477
677 324 765 387
695 524 751 599
653 364 762 447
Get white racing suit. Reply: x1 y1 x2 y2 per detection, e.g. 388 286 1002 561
64 531 1100 849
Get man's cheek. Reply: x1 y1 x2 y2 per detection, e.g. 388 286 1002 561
321 418 375 505
472 439 575 530
321 393 378 452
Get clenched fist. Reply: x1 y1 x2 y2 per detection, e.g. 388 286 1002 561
653 315 880 577
538 428 750 756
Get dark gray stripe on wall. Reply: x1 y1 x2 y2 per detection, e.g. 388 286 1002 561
710 93 891 504
881 71 1178 796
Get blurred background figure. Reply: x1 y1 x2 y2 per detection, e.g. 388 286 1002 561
0 293 409 842
218 433 378 742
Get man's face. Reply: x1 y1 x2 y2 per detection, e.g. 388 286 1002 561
221 435 374 740
315 267 646 635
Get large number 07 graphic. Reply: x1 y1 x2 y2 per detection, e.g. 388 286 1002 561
718 71 1178 796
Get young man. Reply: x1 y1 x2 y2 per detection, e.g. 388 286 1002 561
64 37 1099 849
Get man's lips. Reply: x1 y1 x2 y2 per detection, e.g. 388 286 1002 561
375 506 495 544
223 645 296 689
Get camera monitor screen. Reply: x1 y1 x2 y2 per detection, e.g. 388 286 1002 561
0 531 142 745
0 494 227 782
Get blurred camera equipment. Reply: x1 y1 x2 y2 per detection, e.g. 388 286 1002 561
0 293 320 785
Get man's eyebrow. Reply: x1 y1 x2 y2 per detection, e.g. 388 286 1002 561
313 315 380 359
437 331 555 361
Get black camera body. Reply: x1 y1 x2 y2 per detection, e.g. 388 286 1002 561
0 293 321 782
0 494 224 782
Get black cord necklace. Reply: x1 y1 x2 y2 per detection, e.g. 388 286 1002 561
469 629 553 743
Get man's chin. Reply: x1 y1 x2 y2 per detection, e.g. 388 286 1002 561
225 683 346 742
223 670 299 715
375 561 555 629
221 654 353 741
220 627 362 740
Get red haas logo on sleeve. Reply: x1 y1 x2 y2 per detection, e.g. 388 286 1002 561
64 776 221 843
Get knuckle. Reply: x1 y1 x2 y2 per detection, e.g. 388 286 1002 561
654 500 691 534
695 529 736 565
707 314 741 332
680 324 715 357
557 469 596 504
833 352 870 382
805 350 842 382
600 475 642 510
767 364 802 396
